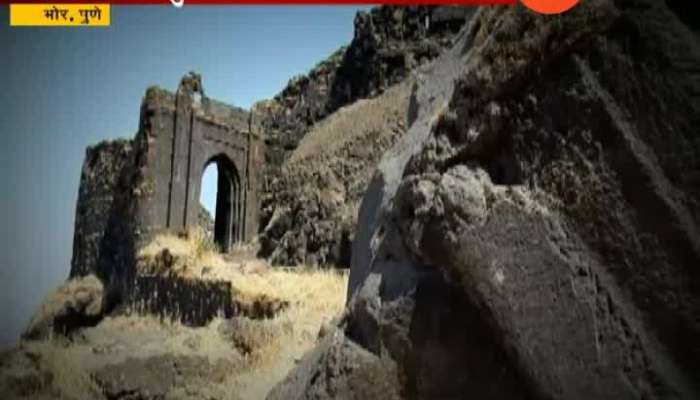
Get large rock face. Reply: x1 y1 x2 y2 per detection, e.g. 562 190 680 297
256 6 477 234
257 6 477 266
271 1 700 399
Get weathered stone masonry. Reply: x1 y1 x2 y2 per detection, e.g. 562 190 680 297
136 73 262 249
70 73 263 299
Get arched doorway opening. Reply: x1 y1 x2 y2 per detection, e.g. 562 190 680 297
199 155 243 252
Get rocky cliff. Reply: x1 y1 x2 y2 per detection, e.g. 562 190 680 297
271 1 700 398
257 6 477 266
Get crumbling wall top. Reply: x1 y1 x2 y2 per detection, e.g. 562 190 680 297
141 74 256 137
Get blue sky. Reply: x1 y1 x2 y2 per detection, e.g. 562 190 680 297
0 5 368 344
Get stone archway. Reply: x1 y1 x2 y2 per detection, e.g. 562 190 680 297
202 154 243 252
124 73 262 249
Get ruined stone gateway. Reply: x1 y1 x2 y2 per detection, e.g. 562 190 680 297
137 73 261 250
70 73 263 295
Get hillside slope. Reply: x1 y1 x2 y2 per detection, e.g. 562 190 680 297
256 6 477 245
258 82 413 266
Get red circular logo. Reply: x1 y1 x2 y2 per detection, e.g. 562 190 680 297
521 0 580 14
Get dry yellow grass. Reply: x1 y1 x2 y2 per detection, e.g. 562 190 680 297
23 274 103 340
137 227 229 274
137 229 347 349
134 230 349 397
287 81 411 166
2 231 348 399
0 339 104 400
137 229 347 316
220 265 347 363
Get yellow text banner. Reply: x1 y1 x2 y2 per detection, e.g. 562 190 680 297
10 4 110 26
